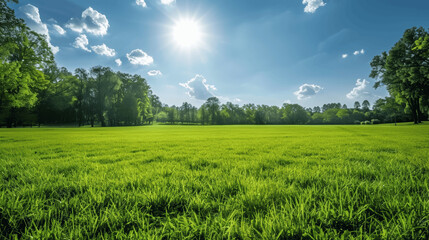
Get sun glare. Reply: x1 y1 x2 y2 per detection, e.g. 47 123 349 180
172 19 203 49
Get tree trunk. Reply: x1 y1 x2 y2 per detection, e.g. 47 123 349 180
416 101 423 123
6 108 16 128
409 99 418 124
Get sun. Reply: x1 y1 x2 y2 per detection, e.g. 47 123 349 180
172 19 203 49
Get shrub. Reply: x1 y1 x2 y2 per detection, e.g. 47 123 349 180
371 119 380 124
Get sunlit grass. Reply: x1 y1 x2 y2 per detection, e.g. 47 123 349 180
1 124 428 239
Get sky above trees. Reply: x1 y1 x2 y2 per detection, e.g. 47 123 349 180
11 0 429 107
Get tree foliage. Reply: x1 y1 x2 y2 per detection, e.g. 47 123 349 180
370 27 429 124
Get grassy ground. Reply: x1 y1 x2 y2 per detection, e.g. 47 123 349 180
1 124 428 239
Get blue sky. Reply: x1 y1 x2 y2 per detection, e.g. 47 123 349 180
12 0 429 108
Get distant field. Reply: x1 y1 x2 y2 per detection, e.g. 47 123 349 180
1 124 429 239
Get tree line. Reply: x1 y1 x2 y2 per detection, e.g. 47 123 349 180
0 0 160 127
156 97 412 125
1 0 428 127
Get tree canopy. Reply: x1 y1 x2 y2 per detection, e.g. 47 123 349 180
370 27 429 124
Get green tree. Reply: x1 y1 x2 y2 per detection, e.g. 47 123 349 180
311 112 324 124
323 108 340 124
373 97 405 125
0 0 53 127
354 101 361 110
281 103 309 124
205 97 221 124
199 104 207 125
156 111 168 123
362 100 370 111
167 106 178 124
90 66 121 127
370 27 429 124
336 109 351 123
243 103 256 124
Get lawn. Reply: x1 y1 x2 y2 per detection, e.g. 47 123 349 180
1 124 428 239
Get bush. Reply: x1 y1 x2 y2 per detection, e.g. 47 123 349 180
354 120 361 125
371 119 380 124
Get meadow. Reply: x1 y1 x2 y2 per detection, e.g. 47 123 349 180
1 124 428 239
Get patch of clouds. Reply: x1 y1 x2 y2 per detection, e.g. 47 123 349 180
342 54 348 59
346 79 371 99
91 44 116 57
218 96 242 104
179 75 216 100
136 0 147 7
73 34 91 52
294 84 323 100
66 7 109 36
148 70 162 76
126 49 154 66
52 24 66 35
19 4 59 54
160 0 175 5
115 59 122 66
302 0 326 13
353 49 365 55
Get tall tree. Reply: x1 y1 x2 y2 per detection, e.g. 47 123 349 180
370 27 429 124
362 100 370 111
281 103 309 124
74 68 89 126
90 66 121 127
205 97 221 124
354 101 361 110
0 0 53 127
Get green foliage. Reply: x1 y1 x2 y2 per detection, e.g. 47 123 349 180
371 119 380 124
156 111 168 123
281 103 309 124
354 101 361 110
336 109 350 123
0 0 53 127
1 125 428 238
370 27 429 124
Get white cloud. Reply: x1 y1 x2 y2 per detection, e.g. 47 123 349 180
19 4 59 54
302 0 326 13
136 0 147 7
354 49 365 55
126 49 154 66
294 84 323 100
91 44 116 57
160 0 175 5
73 34 91 52
52 24 66 35
179 75 216 100
115 58 122 66
346 79 371 99
342 54 348 59
66 7 109 36
148 70 162 76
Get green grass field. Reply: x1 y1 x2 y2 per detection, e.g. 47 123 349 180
1 124 429 239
